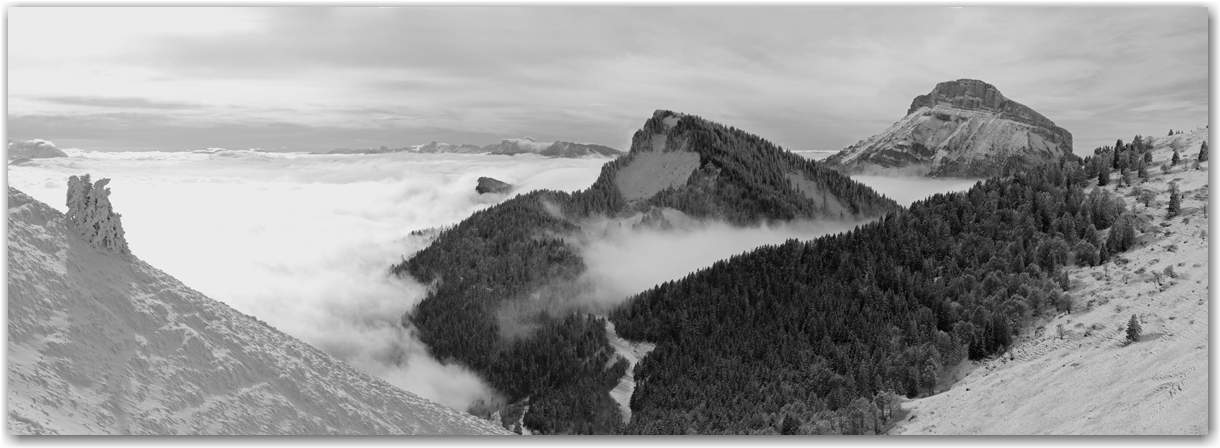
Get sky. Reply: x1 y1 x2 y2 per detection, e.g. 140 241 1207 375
6 7 1209 155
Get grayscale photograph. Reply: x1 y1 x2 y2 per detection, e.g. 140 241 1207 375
5 5 1209 436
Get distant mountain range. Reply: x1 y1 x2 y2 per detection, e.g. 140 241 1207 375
824 79 1074 177
327 137 623 158
8 139 68 161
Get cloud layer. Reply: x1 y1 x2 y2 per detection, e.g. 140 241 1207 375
7 7 1207 154
8 150 605 411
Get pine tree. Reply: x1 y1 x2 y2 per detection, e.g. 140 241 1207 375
1107 214 1137 253
1169 129 1175 136
1167 184 1182 218
1172 149 1181 165
1126 315 1142 343
1137 158 1149 179
1098 163 1111 186
1199 141 1208 162
1144 150 1153 164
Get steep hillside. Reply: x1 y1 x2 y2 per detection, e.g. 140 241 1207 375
825 79 1074 177
391 110 898 433
6 185 508 435
891 127 1209 435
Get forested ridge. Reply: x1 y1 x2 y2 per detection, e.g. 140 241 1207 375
567 110 897 222
610 153 1139 434
391 111 898 433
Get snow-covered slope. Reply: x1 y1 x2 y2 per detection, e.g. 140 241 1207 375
603 321 654 424
824 79 1073 177
890 127 1209 435
6 186 510 435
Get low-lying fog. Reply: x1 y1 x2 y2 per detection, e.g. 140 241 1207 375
851 175 980 207
9 149 604 411
8 148 978 411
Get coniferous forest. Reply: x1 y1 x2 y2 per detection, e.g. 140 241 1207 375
391 112 898 433
391 111 1139 435
611 158 1139 434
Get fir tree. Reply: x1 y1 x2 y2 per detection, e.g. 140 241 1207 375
1126 315 1142 343
1107 214 1137 253
1167 184 1182 218
1199 141 1208 162
1172 149 1181 165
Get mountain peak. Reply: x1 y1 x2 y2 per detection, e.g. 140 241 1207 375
907 78 1054 127
825 79 1073 178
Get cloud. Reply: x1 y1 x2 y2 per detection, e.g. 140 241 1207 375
7 150 607 412
41 95 204 110
8 7 1208 158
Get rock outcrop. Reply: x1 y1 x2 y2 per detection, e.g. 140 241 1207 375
824 79 1074 177
475 177 513 195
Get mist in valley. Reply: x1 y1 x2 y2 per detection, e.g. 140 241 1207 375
7 147 984 412
7 149 605 411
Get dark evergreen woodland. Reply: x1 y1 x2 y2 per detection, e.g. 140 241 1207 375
610 159 1134 434
392 111 898 433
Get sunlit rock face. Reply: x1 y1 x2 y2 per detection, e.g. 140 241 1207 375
824 79 1074 178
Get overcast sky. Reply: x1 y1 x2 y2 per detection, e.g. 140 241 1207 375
7 6 1208 154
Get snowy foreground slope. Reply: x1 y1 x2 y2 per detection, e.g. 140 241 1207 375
892 128 1209 435
6 187 509 435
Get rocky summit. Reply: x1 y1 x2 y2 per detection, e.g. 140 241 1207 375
824 79 1074 177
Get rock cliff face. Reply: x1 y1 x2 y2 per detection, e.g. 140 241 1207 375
824 79 1074 177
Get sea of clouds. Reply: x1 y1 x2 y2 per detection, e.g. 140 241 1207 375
7 147 978 412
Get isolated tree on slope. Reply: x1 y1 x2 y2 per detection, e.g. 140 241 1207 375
66 174 131 256
1167 183 1182 219
1199 141 1208 162
1126 315 1142 343
1172 149 1181 166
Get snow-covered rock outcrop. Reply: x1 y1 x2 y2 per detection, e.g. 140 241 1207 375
824 79 1074 177
6 185 510 435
